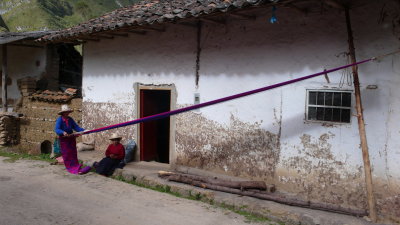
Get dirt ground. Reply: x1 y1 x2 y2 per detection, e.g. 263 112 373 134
0 156 280 225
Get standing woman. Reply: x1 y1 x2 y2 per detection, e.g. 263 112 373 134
54 105 91 175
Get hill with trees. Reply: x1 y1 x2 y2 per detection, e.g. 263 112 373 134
0 0 140 32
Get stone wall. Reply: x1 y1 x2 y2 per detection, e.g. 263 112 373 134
17 97 82 154
0 113 20 146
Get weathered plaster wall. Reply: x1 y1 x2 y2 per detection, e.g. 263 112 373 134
82 24 197 150
82 0 400 221
0 45 47 109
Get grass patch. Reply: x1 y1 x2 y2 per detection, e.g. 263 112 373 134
112 175 282 224
113 175 182 198
218 202 272 223
0 150 53 163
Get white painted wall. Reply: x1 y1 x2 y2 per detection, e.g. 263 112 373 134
82 0 400 219
0 44 47 108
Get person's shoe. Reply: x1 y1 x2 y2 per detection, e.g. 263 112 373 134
92 161 98 168
78 166 92 175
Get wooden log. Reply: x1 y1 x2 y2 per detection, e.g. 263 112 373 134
165 173 367 217
159 171 269 191
344 7 377 222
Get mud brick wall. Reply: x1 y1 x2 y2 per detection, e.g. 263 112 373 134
0 114 20 146
17 97 82 154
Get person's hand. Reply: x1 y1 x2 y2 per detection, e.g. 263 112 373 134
63 132 69 137
110 154 115 159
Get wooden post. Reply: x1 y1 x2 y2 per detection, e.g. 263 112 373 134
195 21 202 88
344 7 377 222
1 44 7 112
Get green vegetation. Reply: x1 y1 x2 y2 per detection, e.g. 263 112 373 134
113 175 184 198
113 175 282 224
0 149 53 163
0 0 141 32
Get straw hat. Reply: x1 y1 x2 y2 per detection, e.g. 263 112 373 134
58 105 73 115
109 133 122 140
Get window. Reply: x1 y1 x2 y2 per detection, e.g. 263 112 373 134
306 90 352 123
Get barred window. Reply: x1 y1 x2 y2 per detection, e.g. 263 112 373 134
306 90 352 123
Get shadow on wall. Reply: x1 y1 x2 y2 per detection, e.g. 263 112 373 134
83 5 350 79
84 0 398 84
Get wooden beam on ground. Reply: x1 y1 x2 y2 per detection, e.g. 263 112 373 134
2 44 7 112
158 171 270 191
161 171 367 217
344 7 377 222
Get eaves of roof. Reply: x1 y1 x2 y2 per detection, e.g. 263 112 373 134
40 0 281 42
0 31 53 45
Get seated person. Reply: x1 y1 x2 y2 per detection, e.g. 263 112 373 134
94 133 125 176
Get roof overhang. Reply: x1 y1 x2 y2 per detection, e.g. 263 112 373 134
38 0 368 44
0 31 54 45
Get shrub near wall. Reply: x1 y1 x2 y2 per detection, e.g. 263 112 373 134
17 96 82 154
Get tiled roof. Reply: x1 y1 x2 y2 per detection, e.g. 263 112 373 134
29 89 78 103
40 0 278 42
0 31 53 45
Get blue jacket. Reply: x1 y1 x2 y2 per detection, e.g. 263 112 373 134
54 116 84 136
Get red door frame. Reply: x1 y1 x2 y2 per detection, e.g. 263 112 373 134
139 89 171 162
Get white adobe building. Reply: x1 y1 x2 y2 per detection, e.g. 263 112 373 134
41 0 400 222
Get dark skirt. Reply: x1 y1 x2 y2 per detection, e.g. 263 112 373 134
95 157 121 176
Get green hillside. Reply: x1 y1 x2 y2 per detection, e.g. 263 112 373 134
0 0 140 32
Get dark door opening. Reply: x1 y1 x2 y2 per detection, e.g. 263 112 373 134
58 44 82 89
140 89 171 163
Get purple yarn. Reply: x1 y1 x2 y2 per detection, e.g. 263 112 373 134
83 58 372 135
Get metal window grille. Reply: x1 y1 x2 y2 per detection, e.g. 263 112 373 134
306 90 352 123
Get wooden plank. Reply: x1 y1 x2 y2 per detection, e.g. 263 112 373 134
139 26 166 32
94 35 114 39
108 32 129 37
78 37 100 42
229 12 256 20
127 30 147 35
200 17 226 25
9 44 45 49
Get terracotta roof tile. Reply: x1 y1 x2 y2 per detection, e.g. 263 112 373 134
39 0 276 42
29 90 77 103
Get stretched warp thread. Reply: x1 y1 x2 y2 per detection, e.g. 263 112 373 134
81 58 371 135
80 51 399 136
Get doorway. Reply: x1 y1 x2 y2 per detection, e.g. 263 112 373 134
139 89 171 163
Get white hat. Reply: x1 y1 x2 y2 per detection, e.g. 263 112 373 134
58 105 73 115
109 133 122 140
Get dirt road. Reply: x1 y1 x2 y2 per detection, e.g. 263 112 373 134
0 157 274 225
